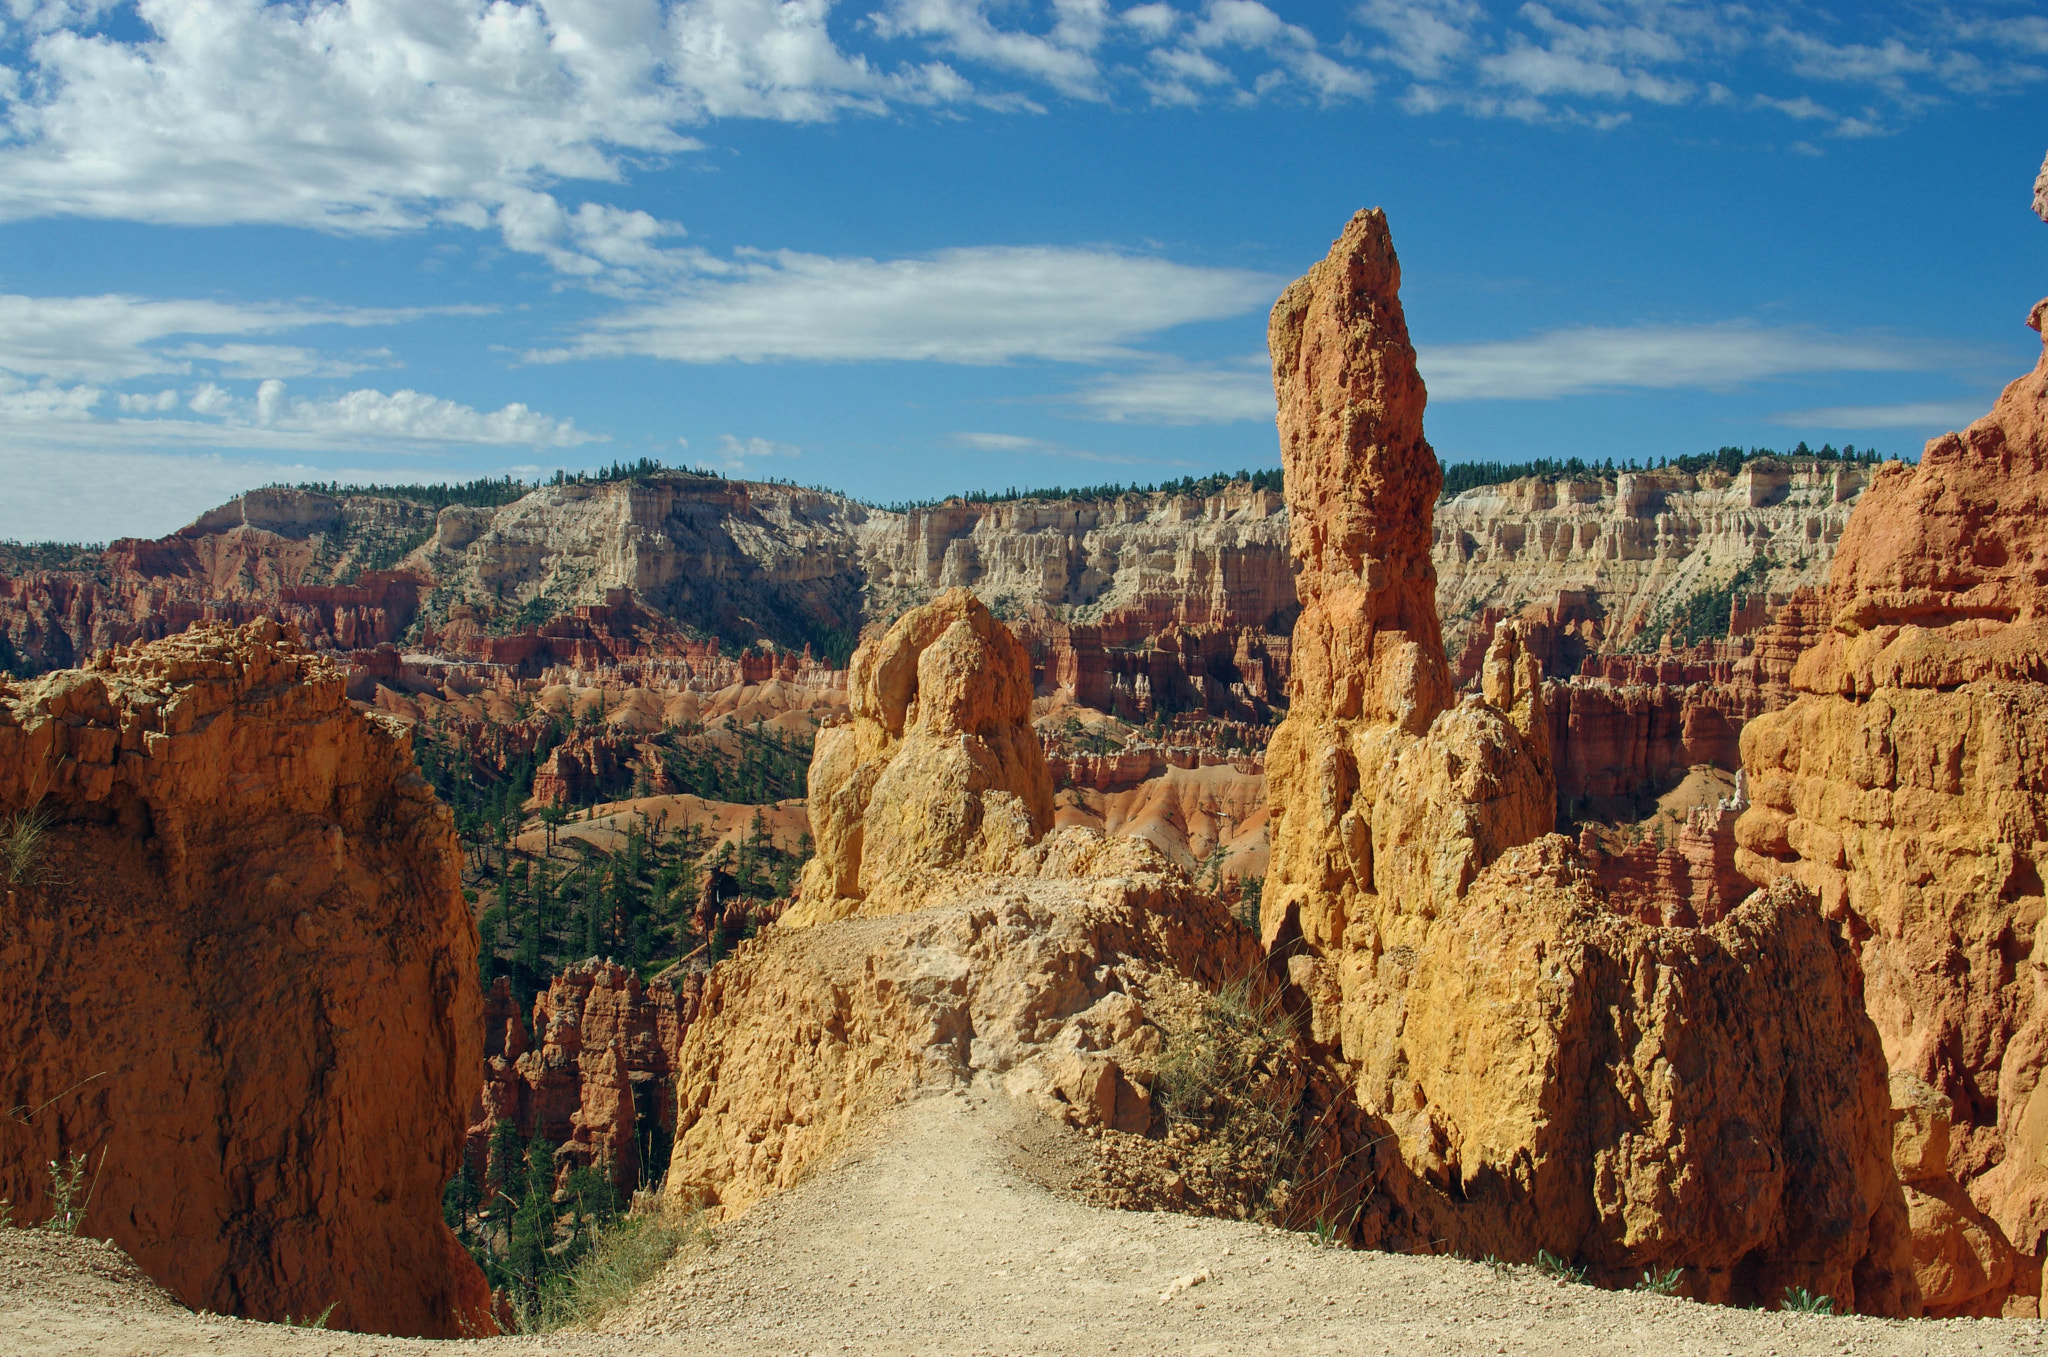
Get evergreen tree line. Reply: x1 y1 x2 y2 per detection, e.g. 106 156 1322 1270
285 476 533 509
442 1119 623 1315
1439 443 1879 499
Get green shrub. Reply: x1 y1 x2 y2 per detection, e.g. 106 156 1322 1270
1636 1267 1683 1295
1780 1286 1835 1315
1534 1249 1586 1283
532 1202 710 1332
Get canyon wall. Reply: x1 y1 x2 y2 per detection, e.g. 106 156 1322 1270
1737 303 2048 1317
0 621 491 1336
1260 208 1912 1311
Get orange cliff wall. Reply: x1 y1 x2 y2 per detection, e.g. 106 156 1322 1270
0 621 492 1337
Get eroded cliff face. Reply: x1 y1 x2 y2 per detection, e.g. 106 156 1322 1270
469 963 704 1194
1435 465 1866 672
1261 209 1912 1311
1737 307 2048 1317
0 621 491 1336
788 588 1054 922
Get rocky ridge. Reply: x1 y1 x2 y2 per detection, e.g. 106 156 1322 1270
1736 300 2048 1316
0 621 491 1336
1258 208 1911 1310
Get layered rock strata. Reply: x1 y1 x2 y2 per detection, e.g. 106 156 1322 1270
1261 209 1912 1311
469 963 704 1193
0 621 491 1336
788 588 1054 922
1737 305 2048 1316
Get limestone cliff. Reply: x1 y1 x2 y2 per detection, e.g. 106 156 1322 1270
1434 464 1866 673
788 588 1054 922
1737 303 2048 1316
1262 209 1912 1311
0 621 491 1336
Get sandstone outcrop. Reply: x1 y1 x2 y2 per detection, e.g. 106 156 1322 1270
0 621 491 1336
1260 209 1912 1311
1737 303 2048 1316
665 876 1263 1218
2035 148 2047 223
787 588 1054 922
468 962 704 1193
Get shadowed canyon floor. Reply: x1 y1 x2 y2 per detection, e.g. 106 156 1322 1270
5 1091 2047 1357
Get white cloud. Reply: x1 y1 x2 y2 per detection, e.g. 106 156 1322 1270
239 383 600 447
1770 399 1990 430
538 245 1277 364
711 433 801 471
1417 322 1937 401
874 0 1111 101
947 430 1180 469
1072 358 1271 423
0 293 473 382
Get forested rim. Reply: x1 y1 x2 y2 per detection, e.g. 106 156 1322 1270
1438 443 1886 499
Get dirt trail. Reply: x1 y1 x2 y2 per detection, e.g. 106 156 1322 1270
5 1087 2047 1356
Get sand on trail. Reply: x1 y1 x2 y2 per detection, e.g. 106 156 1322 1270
4 1088 2045 1357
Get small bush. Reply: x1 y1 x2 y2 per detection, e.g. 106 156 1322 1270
283 1302 338 1328
1780 1286 1835 1315
1534 1249 1586 1284
1636 1267 1683 1296
531 1199 710 1332
1153 980 1297 1157
42 1154 87 1234
2 803 52 888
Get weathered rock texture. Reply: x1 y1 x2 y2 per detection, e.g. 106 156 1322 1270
1261 209 1913 1312
2035 148 2048 224
0 622 491 1336
468 963 704 1193
1737 306 2048 1316
788 588 1054 922
1434 464 1866 674
665 875 1263 1219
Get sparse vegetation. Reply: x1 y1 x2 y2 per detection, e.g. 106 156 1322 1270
286 476 534 509
1636 1267 1684 1295
282 1302 338 1328
1637 553 1769 651
532 1197 711 1332
1780 1286 1835 1315
2 802 52 888
1534 1249 1587 1283
1153 979 1300 1177
1440 444 1883 500
41 1153 88 1234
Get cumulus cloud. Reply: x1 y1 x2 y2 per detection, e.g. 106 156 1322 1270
1416 322 1941 400
711 433 801 471
538 245 1277 364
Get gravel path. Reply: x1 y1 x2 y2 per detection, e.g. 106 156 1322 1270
6 1085 2048 1356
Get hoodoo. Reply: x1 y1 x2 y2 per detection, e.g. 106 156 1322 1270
787 587 1055 922
1737 300 2048 1316
0 621 491 1336
1262 209 1914 1311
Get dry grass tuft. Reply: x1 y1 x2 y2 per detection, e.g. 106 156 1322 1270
531 1194 713 1333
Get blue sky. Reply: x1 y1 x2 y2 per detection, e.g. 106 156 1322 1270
0 0 2043 541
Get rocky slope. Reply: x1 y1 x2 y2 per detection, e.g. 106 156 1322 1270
1259 208 1911 1311
1736 300 2048 1317
0 621 491 1336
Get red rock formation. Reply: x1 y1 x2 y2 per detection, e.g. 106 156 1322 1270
1738 302 2048 1316
0 621 492 1337
1261 209 1912 1311
1581 800 1749 928
466 963 705 1194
